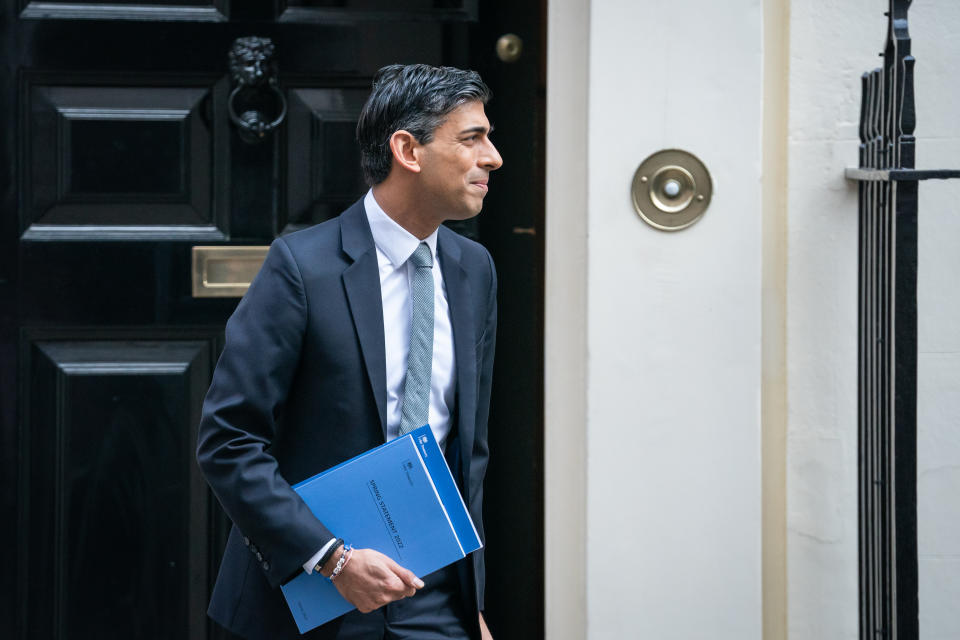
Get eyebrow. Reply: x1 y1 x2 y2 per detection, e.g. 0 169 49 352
459 124 494 136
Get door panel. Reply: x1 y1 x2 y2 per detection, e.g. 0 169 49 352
276 0 477 23
19 2 229 22
23 80 227 238
21 334 219 640
283 86 368 231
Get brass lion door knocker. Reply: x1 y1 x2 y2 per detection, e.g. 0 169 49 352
227 36 288 144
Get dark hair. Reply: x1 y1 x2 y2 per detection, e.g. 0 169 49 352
356 64 491 185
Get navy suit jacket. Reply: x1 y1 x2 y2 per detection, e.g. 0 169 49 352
196 198 497 639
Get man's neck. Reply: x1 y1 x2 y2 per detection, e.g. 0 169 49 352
371 183 440 240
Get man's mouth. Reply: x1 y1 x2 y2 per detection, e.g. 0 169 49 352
470 180 489 193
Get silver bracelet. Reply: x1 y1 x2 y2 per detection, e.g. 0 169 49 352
329 543 352 582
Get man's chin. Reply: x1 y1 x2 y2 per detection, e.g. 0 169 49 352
449 204 484 221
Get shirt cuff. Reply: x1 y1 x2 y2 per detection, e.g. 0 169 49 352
303 537 339 575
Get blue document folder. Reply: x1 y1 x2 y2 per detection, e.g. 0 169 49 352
280 425 482 634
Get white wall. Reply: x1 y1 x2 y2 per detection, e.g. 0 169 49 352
786 2 960 639
546 1 959 638
912 4 960 639
785 1 866 637
584 1 763 638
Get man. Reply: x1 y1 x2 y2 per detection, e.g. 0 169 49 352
196 64 502 640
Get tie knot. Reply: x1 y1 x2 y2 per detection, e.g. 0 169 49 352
410 242 433 269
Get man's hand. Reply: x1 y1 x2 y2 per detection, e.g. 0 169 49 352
328 547 424 613
479 612 493 640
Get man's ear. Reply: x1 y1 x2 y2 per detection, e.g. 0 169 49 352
388 130 422 174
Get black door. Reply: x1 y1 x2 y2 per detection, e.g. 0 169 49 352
0 2 543 639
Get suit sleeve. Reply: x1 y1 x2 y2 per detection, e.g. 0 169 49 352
196 237 334 588
472 248 498 611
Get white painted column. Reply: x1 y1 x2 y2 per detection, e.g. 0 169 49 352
784 2 867 637
545 0 589 638
583 1 764 638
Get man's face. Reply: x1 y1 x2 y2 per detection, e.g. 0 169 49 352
416 100 503 222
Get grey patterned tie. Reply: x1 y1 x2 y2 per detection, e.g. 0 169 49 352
398 242 434 436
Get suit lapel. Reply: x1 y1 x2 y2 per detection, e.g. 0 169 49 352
340 201 388 438
438 227 477 499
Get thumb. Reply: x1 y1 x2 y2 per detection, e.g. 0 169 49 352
387 558 424 589
403 569 425 589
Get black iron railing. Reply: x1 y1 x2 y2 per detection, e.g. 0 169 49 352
846 1 960 638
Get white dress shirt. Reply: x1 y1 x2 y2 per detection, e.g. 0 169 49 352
303 189 456 573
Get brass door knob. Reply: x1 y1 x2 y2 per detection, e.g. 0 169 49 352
496 34 523 63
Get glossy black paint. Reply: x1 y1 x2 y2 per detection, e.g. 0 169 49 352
2 1 544 639
467 3 545 639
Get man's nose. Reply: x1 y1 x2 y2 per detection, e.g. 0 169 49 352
480 139 503 170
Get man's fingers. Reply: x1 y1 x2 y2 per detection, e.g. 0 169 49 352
395 566 424 590
384 567 419 598
389 579 415 599
384 556 425 589
334 549 421 609
401 568 425 590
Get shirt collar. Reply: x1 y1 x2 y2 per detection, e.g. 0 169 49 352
364 189 438 267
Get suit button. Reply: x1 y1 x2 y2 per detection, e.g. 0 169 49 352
262 561 270 571
243 537 250 547
256 552 263 561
